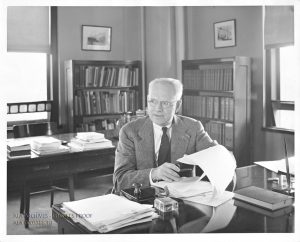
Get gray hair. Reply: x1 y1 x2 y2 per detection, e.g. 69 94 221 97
148 78 183 100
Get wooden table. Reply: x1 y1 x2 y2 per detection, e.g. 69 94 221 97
7 133 116 192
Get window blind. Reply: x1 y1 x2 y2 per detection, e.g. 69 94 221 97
264 6 294 48
7 6 50 53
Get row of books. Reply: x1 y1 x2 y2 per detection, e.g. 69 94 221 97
204 121 233 148
75 119 118 133
74 90 138 116
183 95 234 121
74 65 139 88
183 65 233 91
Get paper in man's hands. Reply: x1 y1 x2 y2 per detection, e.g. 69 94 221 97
177 145 236 197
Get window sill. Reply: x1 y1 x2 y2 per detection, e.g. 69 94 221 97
262 126 294 135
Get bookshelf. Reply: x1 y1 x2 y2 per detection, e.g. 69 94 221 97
65 60 143 138
182 57 251 166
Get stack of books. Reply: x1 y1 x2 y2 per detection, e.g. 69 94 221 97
7 139 31 160
68 132 114 151
31 137 70 156
62 194 156 233
234 186 294 210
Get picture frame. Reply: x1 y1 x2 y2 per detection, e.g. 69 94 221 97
82 25 112 51
214 19 236 48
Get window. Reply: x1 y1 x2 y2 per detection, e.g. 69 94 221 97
6 52 48 122
264 6 295 133
265 45 295 132
6 6 58 125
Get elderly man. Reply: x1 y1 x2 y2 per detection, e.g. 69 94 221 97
113 78 217 192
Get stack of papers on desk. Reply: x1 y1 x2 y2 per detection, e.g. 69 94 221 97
68 132 114 151
62 194 156 233
31 137 61 150
31 137 70 156
75 132 105 142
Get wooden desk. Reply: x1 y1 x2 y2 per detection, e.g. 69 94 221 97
7 133 116 192
52 165 294 233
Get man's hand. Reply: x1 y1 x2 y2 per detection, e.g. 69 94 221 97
151 163 180 182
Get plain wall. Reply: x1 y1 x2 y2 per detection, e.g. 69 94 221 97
57 6 142 126
144 7 177 86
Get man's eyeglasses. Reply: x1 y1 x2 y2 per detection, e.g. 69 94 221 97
147 98 178 108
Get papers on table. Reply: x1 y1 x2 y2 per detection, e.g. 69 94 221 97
62 194 156 233
154 177 212 198
31 136 70 156
254 157 295 175
32 145 70 156
177 145 236 196
31 137 61 151
75 132 105 142
153 177 234 207
153 145 236 207
68 132 114 151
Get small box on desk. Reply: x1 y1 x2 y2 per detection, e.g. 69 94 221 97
154 197 178 219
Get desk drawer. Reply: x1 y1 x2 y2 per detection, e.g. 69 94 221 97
53 153 115 175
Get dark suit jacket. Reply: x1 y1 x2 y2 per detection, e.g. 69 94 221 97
113 115 217 192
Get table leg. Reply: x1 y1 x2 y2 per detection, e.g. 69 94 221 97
68 175 75 201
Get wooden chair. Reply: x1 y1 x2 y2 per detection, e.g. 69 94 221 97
13 122 75 228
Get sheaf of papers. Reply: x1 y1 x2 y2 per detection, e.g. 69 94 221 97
152 145 236 207
177 145 236 196
31 136 62 151
254 157 295 175
62 194 155 233
76 132 105 142
153 177 234 207
154 177 213 198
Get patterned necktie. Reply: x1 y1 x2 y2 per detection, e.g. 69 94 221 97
157 127 171 166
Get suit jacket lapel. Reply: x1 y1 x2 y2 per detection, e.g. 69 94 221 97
171 115 190 162
137 117 155 165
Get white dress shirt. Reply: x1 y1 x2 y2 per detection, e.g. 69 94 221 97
149 122 172 183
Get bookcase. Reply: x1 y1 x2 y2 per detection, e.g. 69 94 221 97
182 56 251 167
65 60 143 138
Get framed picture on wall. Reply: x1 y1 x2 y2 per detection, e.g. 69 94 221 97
214 19 236 48
82 25 112 51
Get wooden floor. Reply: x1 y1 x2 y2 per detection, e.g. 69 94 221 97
6 174 113 235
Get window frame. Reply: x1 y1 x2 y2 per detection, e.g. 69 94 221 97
263 44 295 134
